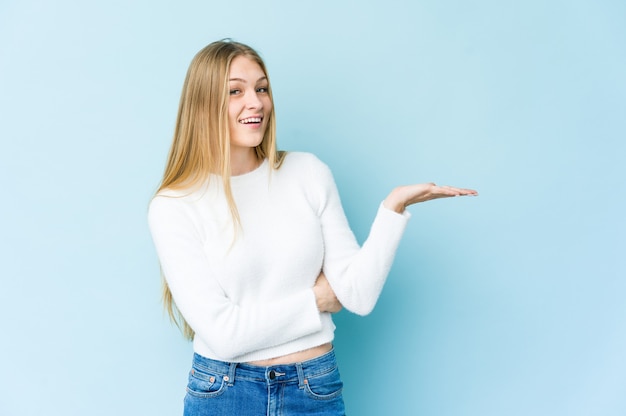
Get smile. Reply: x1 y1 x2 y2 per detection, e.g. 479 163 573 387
239 117 262 124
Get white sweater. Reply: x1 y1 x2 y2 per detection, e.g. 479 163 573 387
148 152 410 362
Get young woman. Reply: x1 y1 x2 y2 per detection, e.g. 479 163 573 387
148 39 477 416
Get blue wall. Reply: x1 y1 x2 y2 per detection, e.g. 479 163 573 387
1 1 625 415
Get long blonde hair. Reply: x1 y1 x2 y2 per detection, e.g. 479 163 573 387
156 39 285 340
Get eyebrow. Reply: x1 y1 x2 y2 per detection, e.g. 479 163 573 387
228 76 268 83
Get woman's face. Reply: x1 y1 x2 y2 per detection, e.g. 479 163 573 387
227 55 272 157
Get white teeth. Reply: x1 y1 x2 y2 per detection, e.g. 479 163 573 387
239 117 262 124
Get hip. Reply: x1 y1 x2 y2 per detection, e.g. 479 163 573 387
184 348 345 416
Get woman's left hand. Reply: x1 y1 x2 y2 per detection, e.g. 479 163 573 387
313 272 342 313
383 183 478 213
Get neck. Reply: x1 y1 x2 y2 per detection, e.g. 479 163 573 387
230 148 260 176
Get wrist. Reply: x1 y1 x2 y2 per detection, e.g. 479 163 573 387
383 189 406 213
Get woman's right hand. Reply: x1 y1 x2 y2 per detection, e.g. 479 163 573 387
313 272 342 313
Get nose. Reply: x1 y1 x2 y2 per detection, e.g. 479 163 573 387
245 89 263 110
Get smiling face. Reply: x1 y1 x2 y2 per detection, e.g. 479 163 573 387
228 55 272 164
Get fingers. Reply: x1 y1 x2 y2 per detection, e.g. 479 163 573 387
327 300 342 314
388 183 478 209
435 185 478 197
313 272 342 313
452 186 478 196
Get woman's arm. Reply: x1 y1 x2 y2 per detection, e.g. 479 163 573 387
148 196 324 361
316 160 476 316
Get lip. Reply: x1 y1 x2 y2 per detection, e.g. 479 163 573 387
238 114 263 124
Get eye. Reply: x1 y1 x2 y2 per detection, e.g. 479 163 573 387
229 89 241 95
256 86 269 94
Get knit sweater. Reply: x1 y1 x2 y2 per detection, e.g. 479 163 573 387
148 152 410 362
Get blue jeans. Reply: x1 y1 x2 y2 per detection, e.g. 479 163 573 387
183 349 346 415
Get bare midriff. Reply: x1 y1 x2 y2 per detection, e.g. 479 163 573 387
246 342 332 366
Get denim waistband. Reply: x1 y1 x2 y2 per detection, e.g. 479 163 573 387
190 349 338 387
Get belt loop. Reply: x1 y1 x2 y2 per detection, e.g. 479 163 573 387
226 362 237 386
296 362 305 389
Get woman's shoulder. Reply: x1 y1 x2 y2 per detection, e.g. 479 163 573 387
150 186 200 205
148 191 187 221
282 151 330 173
149 182 214 217
278 152 335 195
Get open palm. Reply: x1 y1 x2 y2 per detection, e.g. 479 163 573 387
384 183 478 213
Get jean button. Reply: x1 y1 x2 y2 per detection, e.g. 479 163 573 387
269 370 276 380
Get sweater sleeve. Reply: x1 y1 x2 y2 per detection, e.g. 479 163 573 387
148 196 323 361
315 161 411 316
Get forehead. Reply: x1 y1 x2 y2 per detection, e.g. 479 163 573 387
228 55 266 81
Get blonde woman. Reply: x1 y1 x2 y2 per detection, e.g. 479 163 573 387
148 39 477 416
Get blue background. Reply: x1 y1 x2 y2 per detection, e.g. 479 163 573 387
1 0 625 415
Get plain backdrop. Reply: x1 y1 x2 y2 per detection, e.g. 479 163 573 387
1 0 625 415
